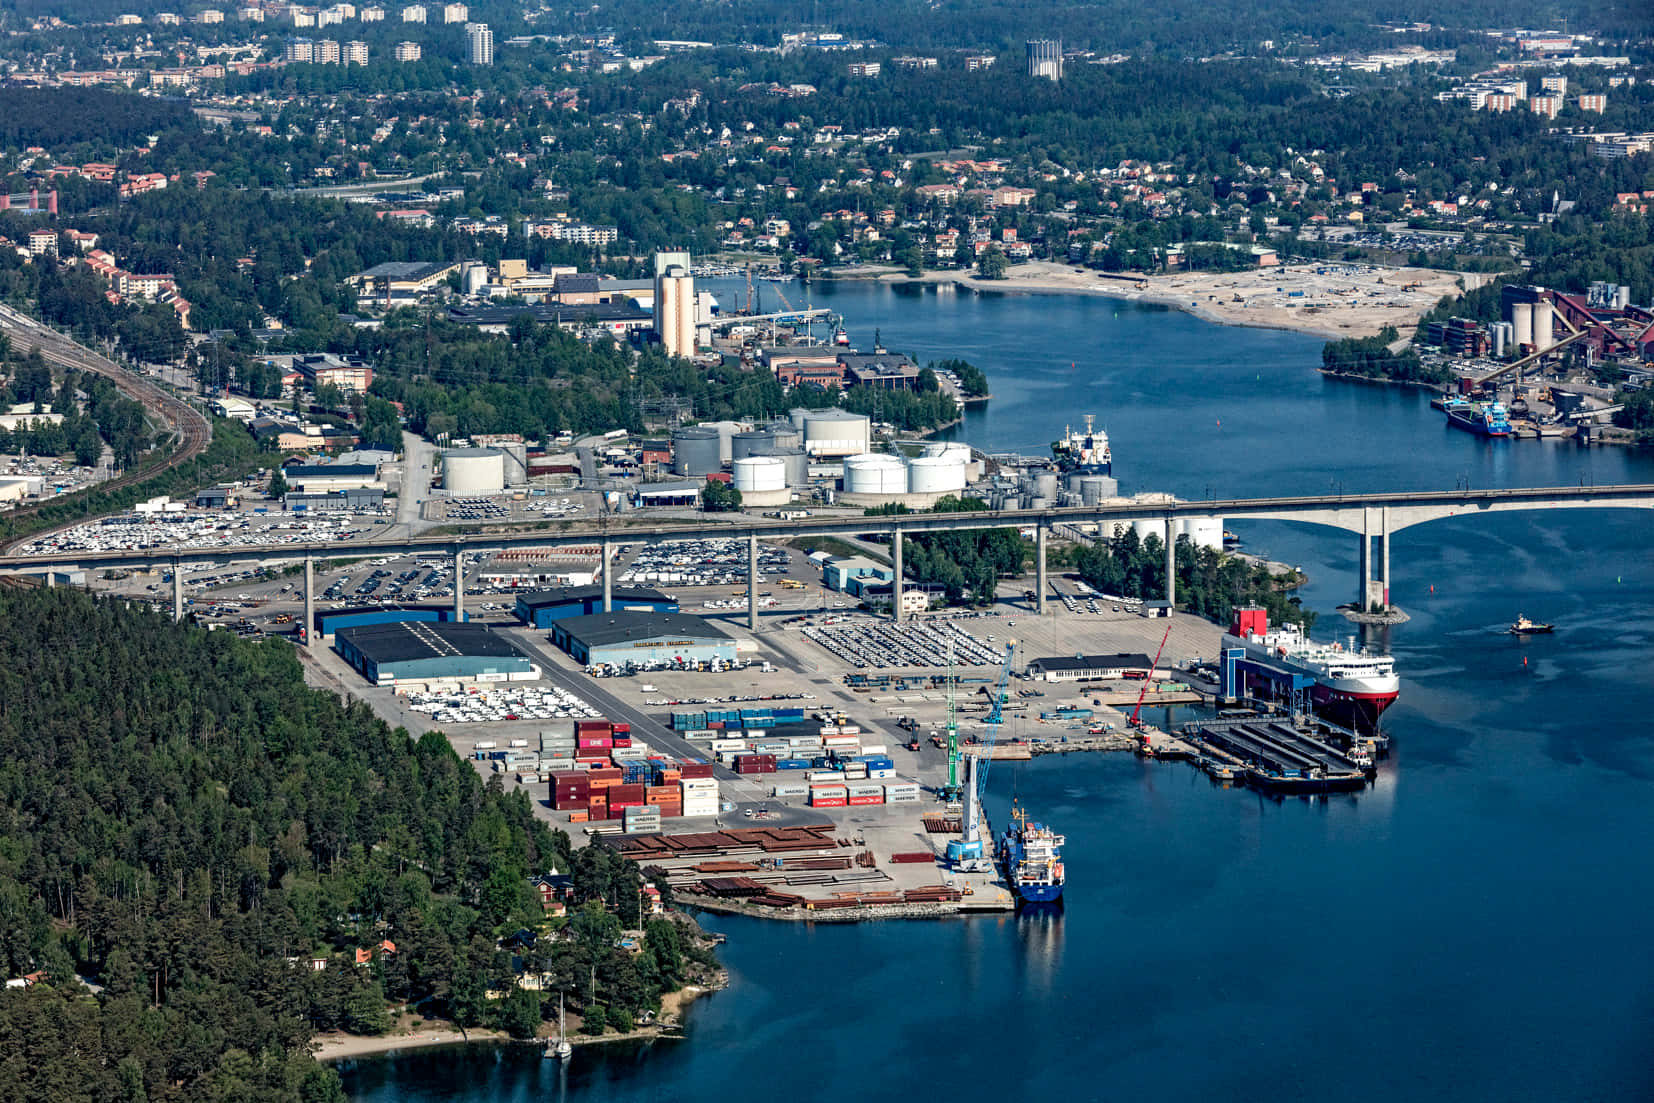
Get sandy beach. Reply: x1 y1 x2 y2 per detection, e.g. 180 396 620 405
863 260 1477 341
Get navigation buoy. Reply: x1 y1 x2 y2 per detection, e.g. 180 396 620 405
1429 584 1435 595
1523 656 1528 667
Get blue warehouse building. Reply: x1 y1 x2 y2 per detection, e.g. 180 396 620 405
335 622 535 685
548 612 735 668
313 603 464 640
513 584 677 629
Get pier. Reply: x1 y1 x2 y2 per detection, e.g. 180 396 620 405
1184 719 1370 793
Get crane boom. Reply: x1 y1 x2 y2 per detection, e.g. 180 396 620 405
951 640 1016 872
1129 622 1173 727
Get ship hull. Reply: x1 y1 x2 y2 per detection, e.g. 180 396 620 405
1312 685 1399 731
1012 881 1064 904
1445 408 1510 437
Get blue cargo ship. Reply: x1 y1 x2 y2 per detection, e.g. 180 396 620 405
1000 802 1065 904
1443 399 1512 437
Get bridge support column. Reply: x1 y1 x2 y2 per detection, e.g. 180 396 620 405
1035 522 1047 616
303 555 315 647
748 534 759 632
602 538 613 613
892 527 904 623
1358 510 1371 612
172 557 184 622
453 546 465 622
1380 507 1391 610
1164 517 1176 610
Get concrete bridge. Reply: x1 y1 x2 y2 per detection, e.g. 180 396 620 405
4 483 1651 637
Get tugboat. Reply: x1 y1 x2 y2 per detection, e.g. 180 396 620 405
999 801 1065 904
1509 614 1555 635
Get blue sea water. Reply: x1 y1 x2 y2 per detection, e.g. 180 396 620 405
340 284 1654 1103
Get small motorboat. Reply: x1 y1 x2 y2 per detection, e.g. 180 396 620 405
1509 614 1554 635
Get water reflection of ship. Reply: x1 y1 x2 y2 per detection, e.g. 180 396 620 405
1013 899 1065 994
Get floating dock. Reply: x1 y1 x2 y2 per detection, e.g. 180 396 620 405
1184 718 1371 793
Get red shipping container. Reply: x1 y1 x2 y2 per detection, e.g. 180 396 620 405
576 720 612 734
847 794 885 806
809 796 847 808
612 722 632 735
708 721 724 730
610 783 647 803
611 736 633 748
680 763 715 779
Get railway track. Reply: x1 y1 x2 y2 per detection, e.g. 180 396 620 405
0 303 213 550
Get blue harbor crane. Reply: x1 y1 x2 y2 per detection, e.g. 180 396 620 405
948 640 1017 872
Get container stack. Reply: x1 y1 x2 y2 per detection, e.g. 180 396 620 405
734 754 778 775
681 777 720 817
809 784 848 808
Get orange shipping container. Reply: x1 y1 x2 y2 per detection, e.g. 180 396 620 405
567 810 589 823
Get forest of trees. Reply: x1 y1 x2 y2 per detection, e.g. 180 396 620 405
872 497 1026 606
1321 326 1449 384
0 88 195 147
0 586 696 1101
1069 528 1314 629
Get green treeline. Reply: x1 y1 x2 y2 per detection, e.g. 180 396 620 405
0 87 195 147
874 497 1023 605
0 416 263 544
1321 326 1448 384
1069 529 1314 629
0 587 698 1101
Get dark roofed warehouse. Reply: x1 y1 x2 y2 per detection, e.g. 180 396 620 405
335 621 536 685
514 585 679 628
548 612 736 668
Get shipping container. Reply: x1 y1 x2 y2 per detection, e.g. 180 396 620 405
680 762 715 779
474 740 499 750
772 784 810 797
567 810 588 823
846 783 884 797
809 795 848 808
847 793 884 806
886 791 922 803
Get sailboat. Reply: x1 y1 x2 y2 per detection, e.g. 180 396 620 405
545 991 573 1060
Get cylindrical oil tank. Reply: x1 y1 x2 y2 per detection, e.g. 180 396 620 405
1533 302 1554 352
705 420 742 463
444 447 505 494
731 430 779 460
907 454 967 495
764 419 803 450
672 427 723 476
804 409 872 456
1132 518 1163 544
499 440 528 486
732 456 787 492
1080 476 1117 505
1027 496 1052 510
1492 323 1507 359
843 453 907 494
754 446 808 487
1176 516 1224 551
997 496 1021 512
1615 285 1631 310
1035 473 1059 500
1511 302 1534 349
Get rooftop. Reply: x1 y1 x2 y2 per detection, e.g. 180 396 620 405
1027 652 1156 672
554 611 732 649
336 621 525 664
515 584 673 609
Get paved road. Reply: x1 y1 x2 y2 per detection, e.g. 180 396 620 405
397 431 436 534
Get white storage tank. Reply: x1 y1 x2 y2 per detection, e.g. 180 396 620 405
732 456 787 492
499 440 528 487
843 453 907 494
462 264 488 296
1080 475 1117 504
764 419 804 451
444 447 505 494
1512 302 1534 349
1176 516 1224 551
1533 302 1554 353
804 409 872 457
1034 473 1060 500
789 407 812 431
754 446 808 487
907 454 967 494
672 427 723 476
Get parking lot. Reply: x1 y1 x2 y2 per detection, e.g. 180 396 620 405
617 538 793 588
428 493 589 523
18 508 389 556
801 618 1005 670
403 684 602 724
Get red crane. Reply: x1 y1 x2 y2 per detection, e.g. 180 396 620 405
1129 621 1174 727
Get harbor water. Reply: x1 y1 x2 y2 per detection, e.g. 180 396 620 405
340 283 1654 1103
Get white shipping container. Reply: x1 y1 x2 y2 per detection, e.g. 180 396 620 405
806 771 843 784
859 744 888 756
684 729 715 739
819 725 841 737
887 791 922 803
711 739 750 753
745 729 768 739
868 768 895 780
681 803 719 818
611 747 646 760
846 783 884 797
808 785 848 798
837 726 861 736
788 736 822 747
474 740 499 750
772 784 809 797
884 783 921 797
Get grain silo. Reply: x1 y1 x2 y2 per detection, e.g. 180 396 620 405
1533 301 1554 353
672 426 723 477
1512 303 1534 349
